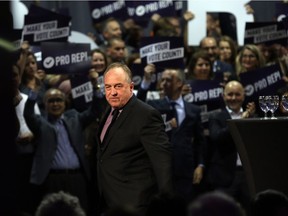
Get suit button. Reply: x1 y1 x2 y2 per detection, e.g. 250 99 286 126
100 160 103 163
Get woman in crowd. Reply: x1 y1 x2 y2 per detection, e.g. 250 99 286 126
186 50 213 80
219 35 238 73
235 44 266 77
19 51 47 114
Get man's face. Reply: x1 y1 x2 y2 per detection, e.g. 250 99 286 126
201 38 219 62
45 89 66 118
160 69 181 98
105 21 122 39
107 40 126 62
104 67 134 109
223 82 245 113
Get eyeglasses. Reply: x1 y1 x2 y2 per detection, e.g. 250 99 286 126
47 97 64 103
242 54 256 59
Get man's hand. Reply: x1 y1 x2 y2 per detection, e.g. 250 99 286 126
242 102 256 118
193 166 204 184
183 11 195 22
143 64 156 82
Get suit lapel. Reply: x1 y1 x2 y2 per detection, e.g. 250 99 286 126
100 95 137 152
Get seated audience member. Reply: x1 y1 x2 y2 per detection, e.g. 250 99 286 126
249 189 288 216
208 80 256 212
35 191 86 216
187 191 244 216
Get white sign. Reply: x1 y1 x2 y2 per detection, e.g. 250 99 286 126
188 0 254 46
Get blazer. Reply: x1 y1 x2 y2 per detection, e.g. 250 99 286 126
208 109 238 187
96 95 173 211
147 98 206 178
24 95 99 185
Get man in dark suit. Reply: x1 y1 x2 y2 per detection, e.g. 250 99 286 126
96 62 173 215
146 68 207 203
208 80 255 211
24 87 101 214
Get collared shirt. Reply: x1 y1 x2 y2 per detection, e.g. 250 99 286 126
226 106 243 120
100 108 122 142
50 116 80 170
167 96 185 126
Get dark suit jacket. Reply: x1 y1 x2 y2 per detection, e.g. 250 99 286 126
24 95 99 185
208 109 238 187
96 95 173 211
147 98 206 179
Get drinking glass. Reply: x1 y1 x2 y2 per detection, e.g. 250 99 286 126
281 95 288 111
258 95 269 119
267 95 279 119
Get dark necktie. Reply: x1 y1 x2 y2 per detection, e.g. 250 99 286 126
100 109 120 143
170 101 178 124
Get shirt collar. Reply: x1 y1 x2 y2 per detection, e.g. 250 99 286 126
226 106 243 118
166 96 184 108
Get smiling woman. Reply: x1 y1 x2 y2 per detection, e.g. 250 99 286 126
236 44 266 77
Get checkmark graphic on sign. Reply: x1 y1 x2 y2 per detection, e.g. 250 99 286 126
43 57 55 69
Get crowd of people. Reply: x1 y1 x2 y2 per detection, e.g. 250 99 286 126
5 1 288 216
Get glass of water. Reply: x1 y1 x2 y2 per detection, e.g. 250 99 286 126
259 95 269 119
281 95 288 111
266 95 279 119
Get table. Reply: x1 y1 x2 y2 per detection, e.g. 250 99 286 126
227 117 288 197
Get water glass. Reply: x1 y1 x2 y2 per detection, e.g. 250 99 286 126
266 95 279 119
258 95 269 119
281 95 288 111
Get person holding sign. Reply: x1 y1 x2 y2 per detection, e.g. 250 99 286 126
20 51 48 114
186 50 213 80
208 80 256 212
24 87 102 214
236 44 266 77
147 68 207 204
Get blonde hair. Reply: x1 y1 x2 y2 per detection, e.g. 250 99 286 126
236 44 266 76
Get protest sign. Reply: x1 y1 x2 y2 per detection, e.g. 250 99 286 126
41 42 90 74
240 64 286 101
70 75 93 111
244 21 288 46
89 0 128 23
140 36 185 69
184 79 223 127
23 5 71 45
